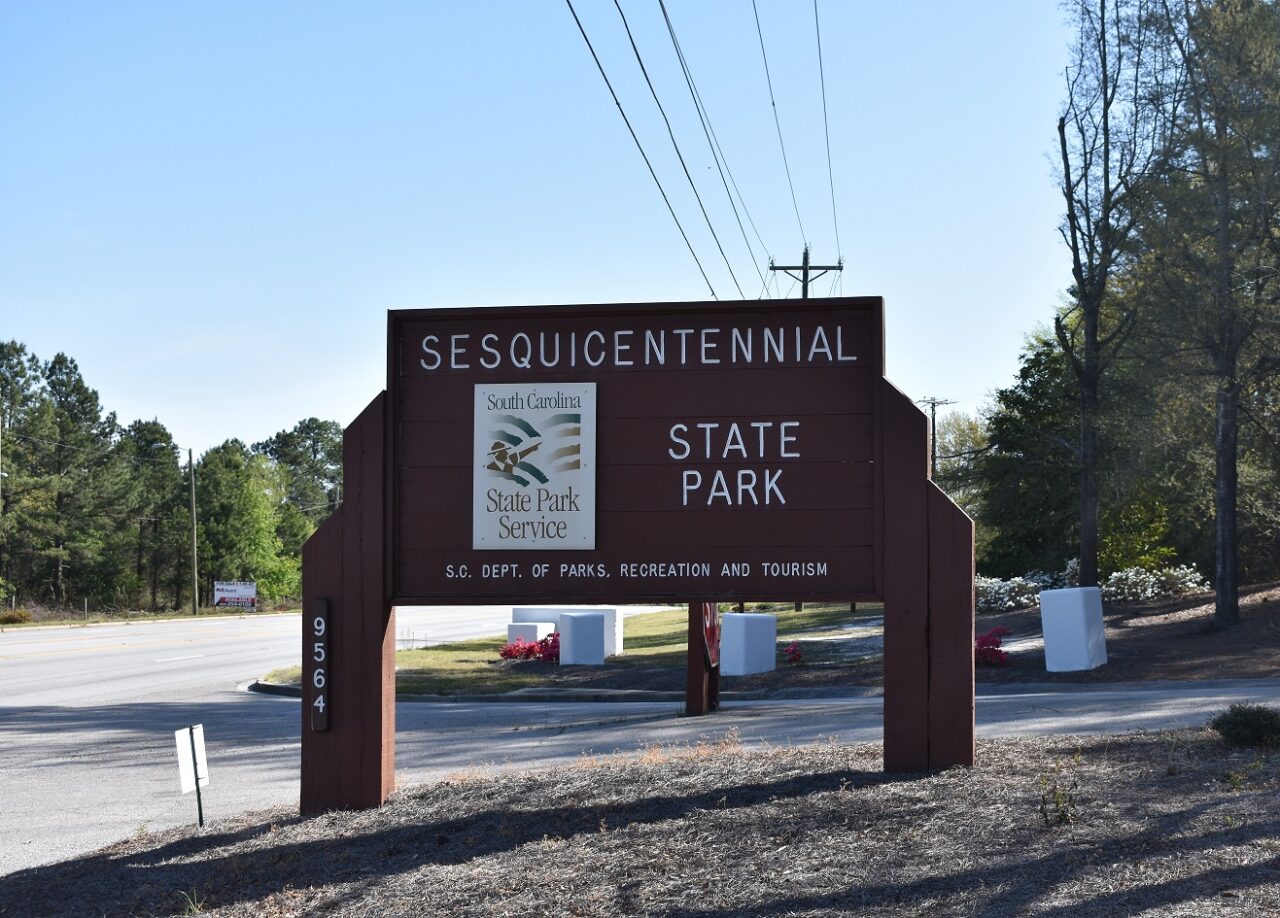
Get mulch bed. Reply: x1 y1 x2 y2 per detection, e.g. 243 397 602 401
4 730 1278 917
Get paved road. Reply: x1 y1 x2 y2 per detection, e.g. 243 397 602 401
3 613 1279 876
0 605 662 873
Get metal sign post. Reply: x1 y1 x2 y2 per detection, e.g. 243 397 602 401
175 724 209 827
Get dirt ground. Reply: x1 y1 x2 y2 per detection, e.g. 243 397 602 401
499 584 1280 695
975 582 1280 686
4 729 1278 917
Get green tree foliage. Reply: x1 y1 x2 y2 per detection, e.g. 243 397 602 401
0 340 332 611
1136 0 1280 624
973 337 1081 578
251 418 342 557
196 441 300 602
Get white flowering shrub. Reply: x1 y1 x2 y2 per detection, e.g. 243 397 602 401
1153 564 1209 596
976 576 1042 613
1100 567 1160 601
979 559 1204 611
1101 564 1209 602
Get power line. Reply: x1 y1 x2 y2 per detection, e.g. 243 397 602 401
611 0 744 298
814 0 842 262
752 0 807 248
564 0 717 299
657 0 769 291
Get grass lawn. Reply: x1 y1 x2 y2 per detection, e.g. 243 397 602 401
264 603 880 695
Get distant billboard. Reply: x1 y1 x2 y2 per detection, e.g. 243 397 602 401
213 580 257 610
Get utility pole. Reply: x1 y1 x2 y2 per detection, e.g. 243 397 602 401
917 397 956 478
188 448 199 616
768 245 843 299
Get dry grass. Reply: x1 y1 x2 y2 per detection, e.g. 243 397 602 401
5 730 1280 917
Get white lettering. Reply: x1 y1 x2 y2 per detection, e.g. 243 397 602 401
668 424 691 460
673 328 695 364
614 329 634 366
645 329 665 365
764 327 785 362
539 332 560 367
450 334 470 369
584 330 606 367
420 335 441 370
510 333 533 369
780 421 800 458
808 326 833 362
681 470 701 506
701 328 720 364
480 333 501 369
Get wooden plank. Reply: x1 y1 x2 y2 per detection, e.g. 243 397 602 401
353 392 394 800
880 381 930 772
301 509 342 816
397 464 874 515
301 392 394 814
928 483 976 768
392 545 877 604
685 602 718 715
395 366 875 422
399 414 875 468
397 508 874 550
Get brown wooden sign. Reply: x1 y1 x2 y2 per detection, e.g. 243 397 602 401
388 298 883 604
300 295 975 817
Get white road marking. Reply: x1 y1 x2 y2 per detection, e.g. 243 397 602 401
155 654 206 663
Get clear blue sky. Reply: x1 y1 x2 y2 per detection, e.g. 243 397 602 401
1 1 1073 456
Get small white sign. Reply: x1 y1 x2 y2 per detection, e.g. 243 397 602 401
213 580 257 610
175 724 209 794
473 382 596 550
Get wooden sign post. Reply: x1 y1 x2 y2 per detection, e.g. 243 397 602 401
300 297 974 815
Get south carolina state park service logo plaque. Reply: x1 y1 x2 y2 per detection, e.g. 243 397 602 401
472 383 597 550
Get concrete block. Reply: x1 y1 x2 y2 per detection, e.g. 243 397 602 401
721 613 777 676
558 612 606 666
507 622 554 644
513 607 562 630
515 607 622 657
1039 586 1107 672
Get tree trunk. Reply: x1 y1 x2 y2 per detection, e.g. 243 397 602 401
1213 376 1241 627
1079 306 1101 587
149 519 160 612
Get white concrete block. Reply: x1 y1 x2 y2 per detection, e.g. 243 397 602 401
507 622 554 644
513 607 562 629
558 612 606 666
1039 586 1108 672
515 607 623 657
720 613 777 676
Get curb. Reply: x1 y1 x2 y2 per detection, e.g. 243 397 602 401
247 681 765 704
248 677 1280 704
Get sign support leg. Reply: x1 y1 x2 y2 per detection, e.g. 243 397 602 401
685 601 720 715
188 726 204 828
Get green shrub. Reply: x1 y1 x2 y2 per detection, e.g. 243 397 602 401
1210 703 1280 749
0 608 34 625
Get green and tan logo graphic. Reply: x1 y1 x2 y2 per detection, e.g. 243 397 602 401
484 412 582 488
473 383 597 550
